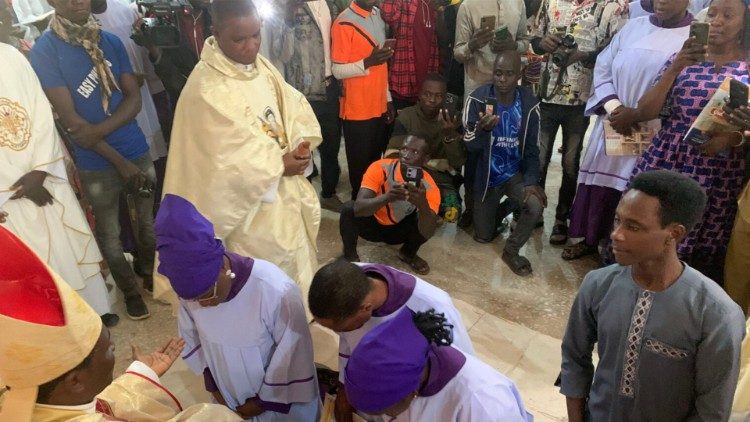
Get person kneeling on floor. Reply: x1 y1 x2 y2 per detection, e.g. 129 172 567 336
463 50 546 276
339 136 441 275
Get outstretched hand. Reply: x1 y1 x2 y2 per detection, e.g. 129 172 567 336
131 337 186 377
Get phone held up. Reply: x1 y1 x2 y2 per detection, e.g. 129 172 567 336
494 25 511 41
485 97 498 116
729 78 749 110
404 165 424 188
689 22 709 46
480 15 496 32
444 93 460 119
382 38 396 50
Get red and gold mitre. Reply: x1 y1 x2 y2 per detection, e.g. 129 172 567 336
0 226 101 421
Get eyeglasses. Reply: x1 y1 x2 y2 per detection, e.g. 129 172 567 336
193 269 235 304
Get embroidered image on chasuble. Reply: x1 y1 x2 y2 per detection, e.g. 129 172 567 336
0 98 32 151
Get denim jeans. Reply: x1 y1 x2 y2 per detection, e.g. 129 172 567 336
473 174 543 255
538 103 590 223
78 153 156 298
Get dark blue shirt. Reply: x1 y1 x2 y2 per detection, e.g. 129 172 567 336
29 30 148 170
489 90 522 187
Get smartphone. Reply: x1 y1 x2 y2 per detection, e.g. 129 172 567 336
494 25 511 41
689 22 709 46
444 93 460 118
382 38 396 50
404 165 424 187
729 78 749 109
485 96 497 116
480 15 496 32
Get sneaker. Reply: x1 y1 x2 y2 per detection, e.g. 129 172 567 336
101 313 120 327
125 295 150 320
320 195 344 213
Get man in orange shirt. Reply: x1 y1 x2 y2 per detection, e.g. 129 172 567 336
331 0 395 199
339 136 441 275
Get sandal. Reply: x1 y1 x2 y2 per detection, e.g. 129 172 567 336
550 223 568 246
398 248 430 275
561 242 596 261
502 251 532 276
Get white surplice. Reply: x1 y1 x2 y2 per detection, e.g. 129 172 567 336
178 259 319 421
363 349 533 422
338 264 475 384
0 43 111 315
579 16 690 192
94 0 168 160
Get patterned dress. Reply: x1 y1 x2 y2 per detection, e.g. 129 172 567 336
631 59 747 264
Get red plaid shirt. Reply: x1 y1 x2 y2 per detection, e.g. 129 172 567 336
380 0 441 101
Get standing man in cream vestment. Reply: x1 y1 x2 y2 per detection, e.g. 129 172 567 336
158 0 322 305
0 42 114 322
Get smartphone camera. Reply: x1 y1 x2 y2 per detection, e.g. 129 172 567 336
404 165 423 187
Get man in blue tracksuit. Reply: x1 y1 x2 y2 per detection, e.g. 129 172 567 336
463 50 547 276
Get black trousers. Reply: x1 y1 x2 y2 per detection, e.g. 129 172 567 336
343 117 387 200
309 82 342 198
340 201 428 257
538 103 590 222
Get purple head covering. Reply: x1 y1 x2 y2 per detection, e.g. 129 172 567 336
344 308 429 413
155 194 225 300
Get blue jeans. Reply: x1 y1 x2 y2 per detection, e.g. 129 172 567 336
78 153 156 298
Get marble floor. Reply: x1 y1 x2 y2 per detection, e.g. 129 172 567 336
108 137 598 421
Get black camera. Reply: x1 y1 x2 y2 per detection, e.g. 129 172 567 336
132 0 192 48
551 34 578 67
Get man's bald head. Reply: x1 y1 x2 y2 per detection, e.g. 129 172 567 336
494 50 522 73
493 50 522 97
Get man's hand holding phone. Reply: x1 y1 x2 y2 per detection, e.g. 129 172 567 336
364 40 395 68
440 109 461 133
386 183 409 203
406 183 429 209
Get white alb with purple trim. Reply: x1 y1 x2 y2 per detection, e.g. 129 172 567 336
178 259 319 421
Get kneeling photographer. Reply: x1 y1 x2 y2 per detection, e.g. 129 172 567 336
529 0 628 247
339 136 442 275
132 0 211 102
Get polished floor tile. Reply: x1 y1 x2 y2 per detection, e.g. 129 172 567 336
105 135 592 421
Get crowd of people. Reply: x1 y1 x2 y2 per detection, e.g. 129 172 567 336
2 0 750 420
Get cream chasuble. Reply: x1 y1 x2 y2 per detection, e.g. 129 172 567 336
157 37 322 308
0 43 110 314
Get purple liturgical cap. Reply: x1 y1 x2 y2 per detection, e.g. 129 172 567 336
345 308 430 413
154 194 225 300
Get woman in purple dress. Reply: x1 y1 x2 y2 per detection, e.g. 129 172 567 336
617 0 750 282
